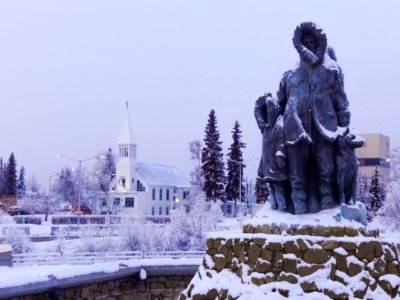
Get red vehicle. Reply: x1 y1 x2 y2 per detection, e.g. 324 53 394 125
72 205 92 215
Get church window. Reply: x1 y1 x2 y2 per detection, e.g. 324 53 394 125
152 188 156 200
120 178 126 188
166 189 170 200
125 197 134 207
159 207 162 215
120 146 129 157
152 207 155 216
159 189 163 200
166 207 170 215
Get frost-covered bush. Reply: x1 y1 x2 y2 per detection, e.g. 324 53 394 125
2 228 31 254
0 211 13 224
169 191 223 250
124 216 170 252
383 181 400 230
123 191 224 252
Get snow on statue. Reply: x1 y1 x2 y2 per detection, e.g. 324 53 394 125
254 21 365 217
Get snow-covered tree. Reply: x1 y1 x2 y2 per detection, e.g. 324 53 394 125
368 167 386 217
96 148 116 193
383 180 400 230
225 121 246 217
5 153 17 195
255 162 269 204
189 140 203 187
201 109 225 201
17 166 26 196
390 146 400 181
25 174 41 196
53 167 78 205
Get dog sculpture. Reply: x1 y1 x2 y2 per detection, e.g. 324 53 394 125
336 132 364 205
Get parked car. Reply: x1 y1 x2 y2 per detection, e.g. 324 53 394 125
72 205 92 215
7 205 30 216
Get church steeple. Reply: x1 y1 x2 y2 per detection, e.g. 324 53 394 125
117 102 137 166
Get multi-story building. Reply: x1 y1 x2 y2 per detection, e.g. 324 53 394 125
355 133 390 182
97 105 193 215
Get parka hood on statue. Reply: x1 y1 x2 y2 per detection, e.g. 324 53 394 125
293 22 327 66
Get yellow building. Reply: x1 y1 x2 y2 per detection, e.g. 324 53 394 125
355 133 390 182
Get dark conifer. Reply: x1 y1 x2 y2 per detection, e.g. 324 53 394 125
226 121 246 216
5 153 17 195
368 167 385 217
255 162 269 204
17 166 26 196
201 110 225 201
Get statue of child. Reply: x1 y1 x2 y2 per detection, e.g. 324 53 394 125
254 93 289 212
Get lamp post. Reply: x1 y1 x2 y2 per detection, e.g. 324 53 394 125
57 155 100 215
46 174 58 222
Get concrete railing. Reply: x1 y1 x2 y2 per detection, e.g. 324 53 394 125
13 250 205 265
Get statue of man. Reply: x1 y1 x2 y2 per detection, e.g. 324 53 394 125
277 22 350 214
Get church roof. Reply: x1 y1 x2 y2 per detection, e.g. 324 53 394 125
117 106 136 145
137 162 193 188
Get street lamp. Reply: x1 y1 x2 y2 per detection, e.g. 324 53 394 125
57 155 100 214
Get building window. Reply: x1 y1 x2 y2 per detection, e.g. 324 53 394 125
159 207 162 215
159 189 163 200
125 197 134 207
183 191 190 200
152 207 155 216
166 207 170 215
137 180 143 192
166 189 170 200
120 146 129 157
227 204 232 214
152 188 156 200
113 198 120 206
120 178 126 188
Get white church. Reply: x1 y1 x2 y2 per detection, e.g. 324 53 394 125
97 105 194 216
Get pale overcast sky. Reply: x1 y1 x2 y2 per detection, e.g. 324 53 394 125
0 1 399 189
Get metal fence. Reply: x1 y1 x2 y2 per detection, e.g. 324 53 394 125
13 250 205 266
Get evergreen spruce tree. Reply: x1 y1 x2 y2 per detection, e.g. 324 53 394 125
0 157 6 196
255 162 269 204
225 121 246 216
369 167 386 217
5 153 17 195
98 148 116 193
201 110 225 201
17 166 26 196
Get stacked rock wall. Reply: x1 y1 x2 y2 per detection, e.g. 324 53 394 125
181 225 400 299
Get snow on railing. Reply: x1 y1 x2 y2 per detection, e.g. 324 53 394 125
144 251 205 259
12 251 143 265
12 251 205 265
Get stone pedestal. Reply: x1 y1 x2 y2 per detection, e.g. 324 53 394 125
180 223 400 299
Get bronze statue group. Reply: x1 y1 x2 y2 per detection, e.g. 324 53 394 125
255 22 364 215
